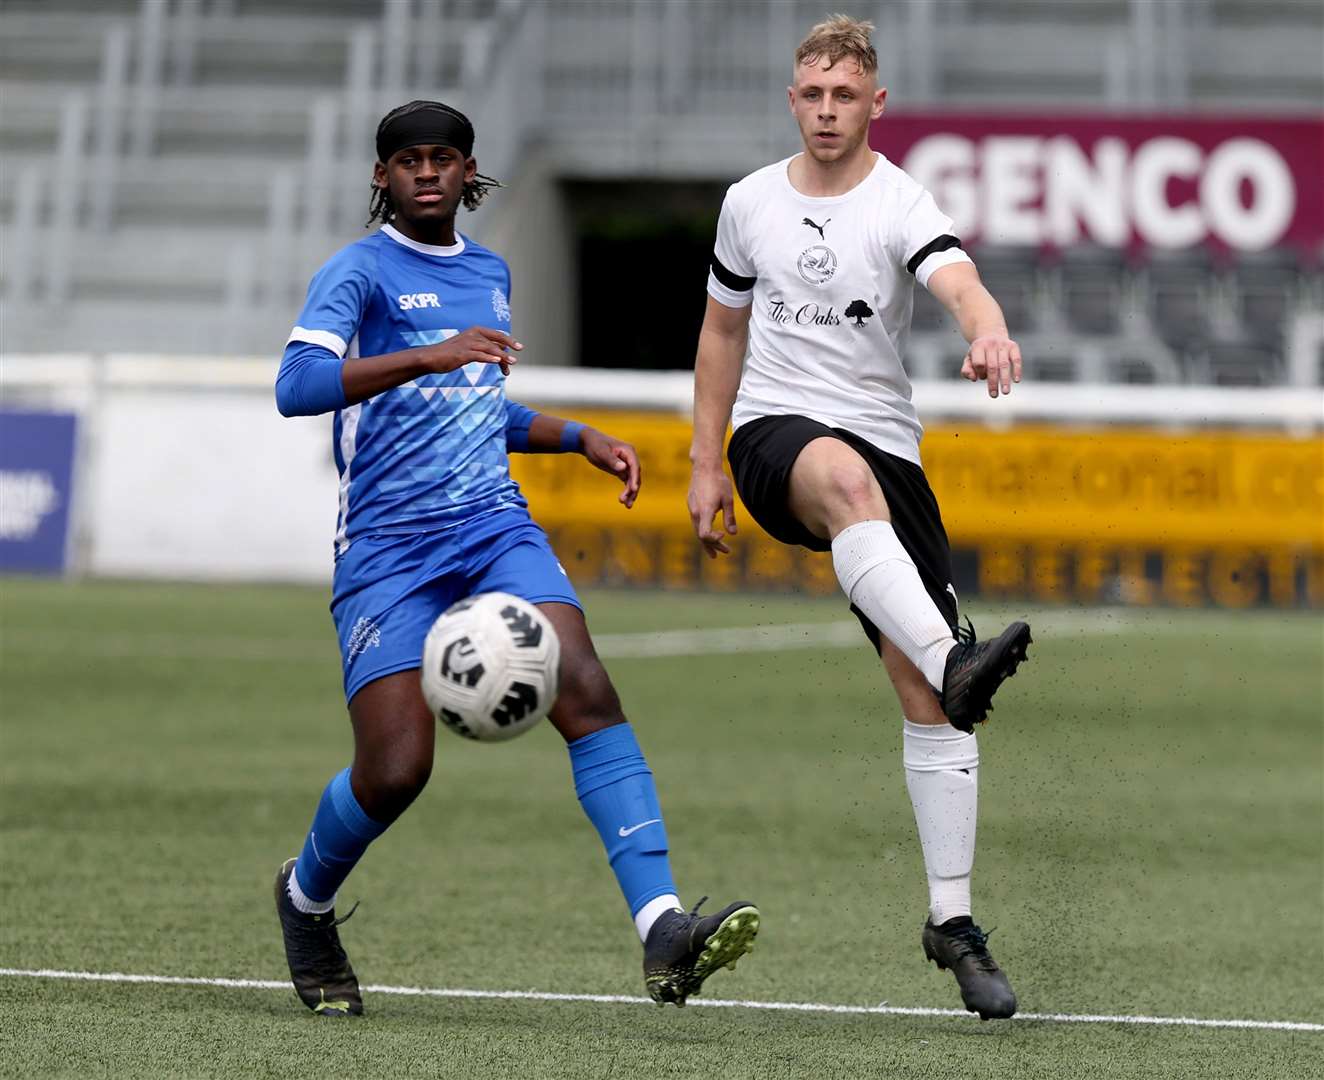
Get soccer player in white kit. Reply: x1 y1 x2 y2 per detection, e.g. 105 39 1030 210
687 16 1031 1020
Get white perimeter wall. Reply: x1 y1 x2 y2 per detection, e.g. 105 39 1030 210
3 355 1320 583
91 391 338 583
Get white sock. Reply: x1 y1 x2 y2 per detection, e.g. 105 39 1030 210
903 719 977 925
831 520 955 690
287 866 336 915
634 893 682 942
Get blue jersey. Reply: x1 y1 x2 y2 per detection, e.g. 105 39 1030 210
281 224 525 554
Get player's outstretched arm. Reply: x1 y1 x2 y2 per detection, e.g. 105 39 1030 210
688 296 751 558
511 409 641 509
339 326 522 407
927 263 1023 399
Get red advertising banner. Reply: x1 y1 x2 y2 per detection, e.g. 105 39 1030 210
869 113 1324 253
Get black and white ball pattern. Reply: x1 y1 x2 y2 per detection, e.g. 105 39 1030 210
421 593 561 742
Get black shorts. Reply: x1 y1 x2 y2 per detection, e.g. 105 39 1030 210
727 413 958 646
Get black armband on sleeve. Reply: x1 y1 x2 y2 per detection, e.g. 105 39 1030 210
906 234 963 275
710 252 757 292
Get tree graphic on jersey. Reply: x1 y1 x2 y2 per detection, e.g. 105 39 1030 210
845 299 874 327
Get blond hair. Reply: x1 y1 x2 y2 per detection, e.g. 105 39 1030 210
794 14 877 75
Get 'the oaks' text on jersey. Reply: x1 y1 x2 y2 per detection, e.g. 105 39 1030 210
708 154 972 465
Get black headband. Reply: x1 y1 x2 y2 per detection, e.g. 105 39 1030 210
376 103 475 163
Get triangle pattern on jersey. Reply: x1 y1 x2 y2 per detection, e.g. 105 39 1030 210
399 330 506 392
402 329 460 347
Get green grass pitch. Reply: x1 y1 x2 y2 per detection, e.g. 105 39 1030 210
2 578 1321 1078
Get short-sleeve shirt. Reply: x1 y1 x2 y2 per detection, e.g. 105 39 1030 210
287 224 525 555
707 153 972 465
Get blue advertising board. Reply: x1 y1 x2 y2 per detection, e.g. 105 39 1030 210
0 410 78 574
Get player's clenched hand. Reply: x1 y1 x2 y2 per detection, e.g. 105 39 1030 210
961 333 1022 398
580 429 641 509
687 464 737 559
421 326 522 376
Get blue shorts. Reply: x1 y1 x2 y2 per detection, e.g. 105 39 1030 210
331 505 581 703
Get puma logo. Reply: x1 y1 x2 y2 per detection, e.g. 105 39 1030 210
802 217 830 239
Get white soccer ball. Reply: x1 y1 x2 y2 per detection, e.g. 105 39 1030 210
421 592 561 742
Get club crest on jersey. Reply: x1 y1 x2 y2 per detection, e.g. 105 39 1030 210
797 245 838 286
398 292 441 310
491 288 511 323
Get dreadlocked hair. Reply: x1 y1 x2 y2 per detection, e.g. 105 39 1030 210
365 99 503 226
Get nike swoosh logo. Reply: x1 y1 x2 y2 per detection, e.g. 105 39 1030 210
618 818 662 838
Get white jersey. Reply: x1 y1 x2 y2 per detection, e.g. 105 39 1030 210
707 153 972 465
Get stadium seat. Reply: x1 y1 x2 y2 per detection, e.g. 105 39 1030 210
968 246 1042 334
1187 338 1285 387
912 283 951 333
1057 245 1127 336
1233 248 1305 348
1143 248 1219 351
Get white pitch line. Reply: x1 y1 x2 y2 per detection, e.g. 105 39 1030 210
4 609 1314 666
594 609 1156 658
2 968 1320 1033
595 620 867 658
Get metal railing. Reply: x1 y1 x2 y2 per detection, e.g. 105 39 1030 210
4 0 1318 364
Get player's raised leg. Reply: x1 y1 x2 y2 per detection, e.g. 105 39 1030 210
789 436 956 685
538 601 760 1006
787 436 1030 731
880 643 1016 1020
274 671 433 1017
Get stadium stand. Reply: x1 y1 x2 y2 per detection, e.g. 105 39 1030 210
1 0 1321 384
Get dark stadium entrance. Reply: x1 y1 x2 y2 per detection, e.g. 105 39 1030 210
567 181 727 370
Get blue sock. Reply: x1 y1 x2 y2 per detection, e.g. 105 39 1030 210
292 767 388 904
568 724 678 916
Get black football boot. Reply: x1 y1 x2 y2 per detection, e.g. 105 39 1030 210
922 915 1017 1020
273 857 363 1017
642 897 760 1006
940 620 1032 733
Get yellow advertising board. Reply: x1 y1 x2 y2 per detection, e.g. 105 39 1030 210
510 411 1324 608
924 426 1323 548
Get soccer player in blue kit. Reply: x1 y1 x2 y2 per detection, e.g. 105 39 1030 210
272 100 758 1017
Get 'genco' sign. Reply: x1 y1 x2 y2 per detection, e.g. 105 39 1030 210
873 115 1322 252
